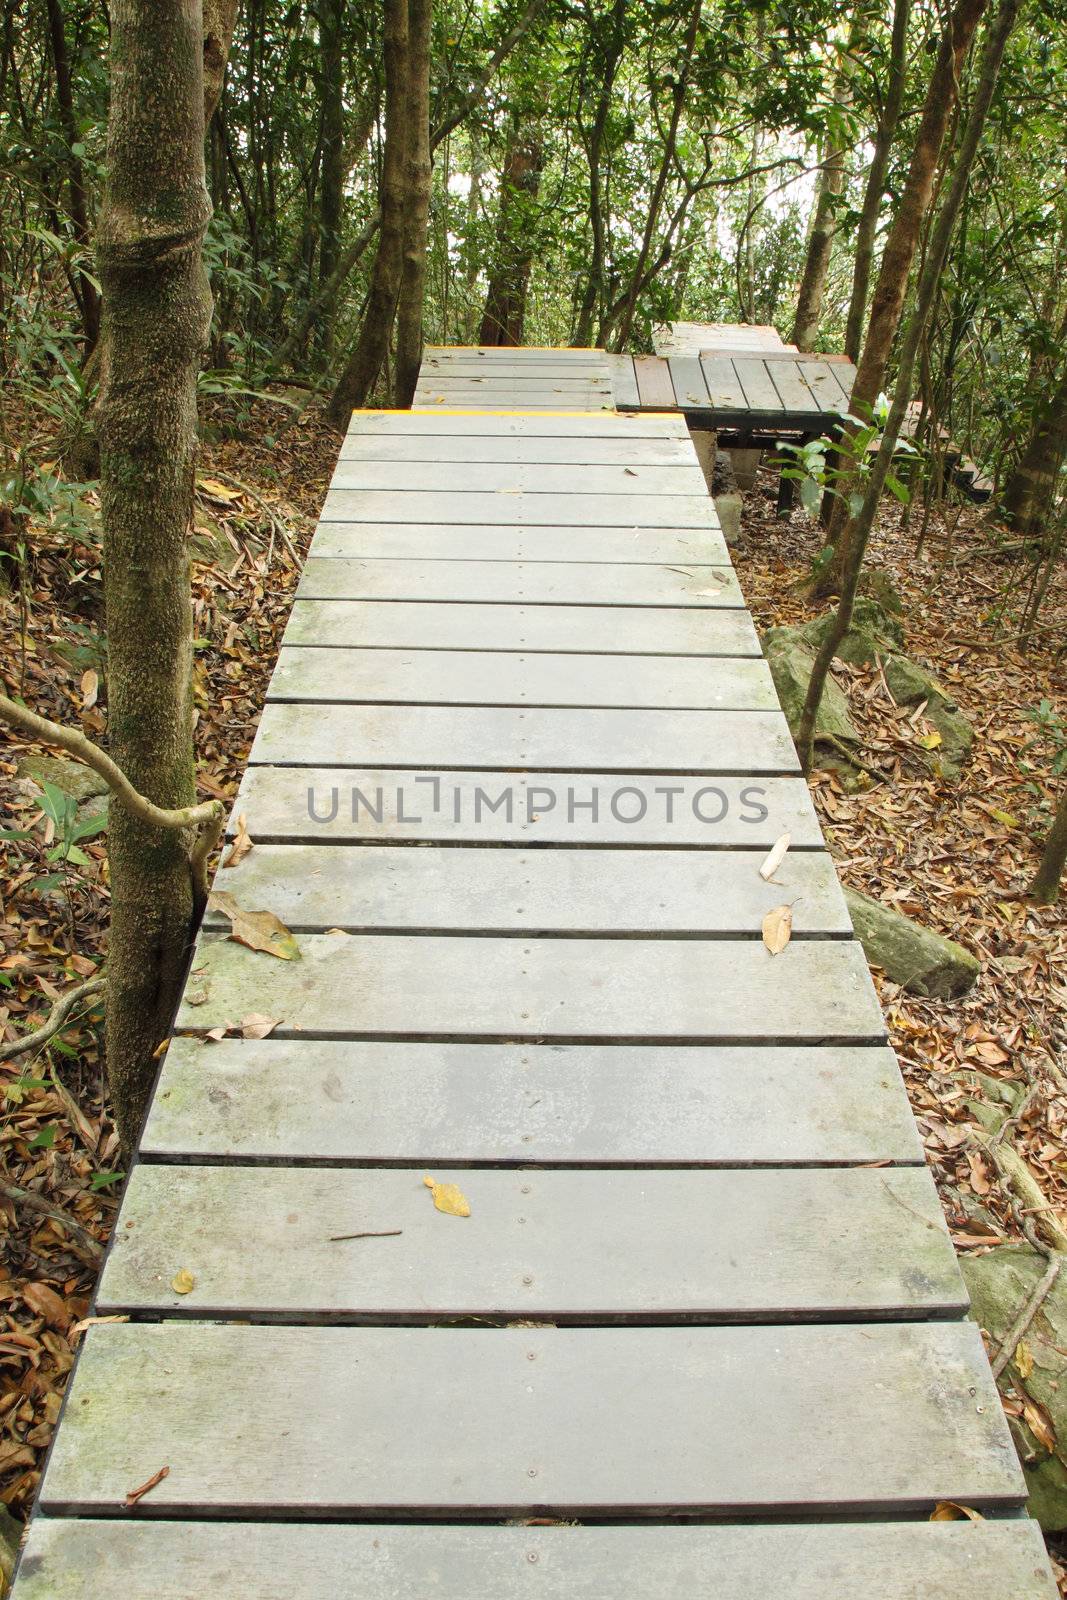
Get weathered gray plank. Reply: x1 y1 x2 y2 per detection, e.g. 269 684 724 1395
176 933 882 1040
603 351 640 407
667 356 710 407
633 355 676 408
425 345 605 362
698 357 748 411
327 461 709 495
412 386 613 404
203 844 849 935
283 599 759 654
345 411 686 437
656 320 789 354
99 1166 963 1320
249 704 798 775
39 1322 1023 1515
295 558 743 607
338 433 694 463
231 769 820 847
318 489 718 527
308 523 728 564
767 359 821 414
144 1038 919 1163
15 1519 1058 1600
801 359 850 414
733 356 783 413
267 648 776 709
420 360 609 377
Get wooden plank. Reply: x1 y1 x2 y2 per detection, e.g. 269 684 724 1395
308 523 729 565
99 1166 963 1320
413 396 613 412
800 359 850 414
144 1038 919 1163
282 599 759 655
295 558 743 607
655 321 788 355
603 351 640 408
413 382 613 400
319 490 719 527
732 357 784 413
327 462 709 495
829 358 857 406
345 412 687 436
338 434 694 463
667 356 710 407
698 357 749 411
420 358 609 374
202 844 850 935
230 770 821 847
633 355 676 408
267 648 777 710
175 933 882 1041
39 1322 1023 1515
15 1519 1057 1600
425 345 605 361
248 704 799 775
766 359 822 414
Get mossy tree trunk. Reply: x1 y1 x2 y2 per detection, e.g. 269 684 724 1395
790 136 846 352
393 0 432 407
98 0 227 1151
1030 787 1067 905
1001 359 1067 540
478 120 544 347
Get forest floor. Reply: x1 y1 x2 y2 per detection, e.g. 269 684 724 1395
1 398 1066 1580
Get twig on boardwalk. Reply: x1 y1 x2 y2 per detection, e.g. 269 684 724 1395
328 1230 404 1242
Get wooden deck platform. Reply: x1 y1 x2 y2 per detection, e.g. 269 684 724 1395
13 354 1055 1598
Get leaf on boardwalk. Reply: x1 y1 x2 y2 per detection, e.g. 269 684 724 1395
759 832 791 882
241 1012 280 1039
930 1502 984 1521
221 812 253 868
423 1174 471 1217
208 890 300 960
170 1269 195 1295
762 903 792 954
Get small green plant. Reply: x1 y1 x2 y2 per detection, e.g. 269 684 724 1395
1 778 108 896
777 394 919 552
1021 699 1067 777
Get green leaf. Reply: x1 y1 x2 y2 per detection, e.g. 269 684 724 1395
884 473 910 504
29 1125 57 1150
71 813 108 842
90 1169 125 1192
800 476 821 516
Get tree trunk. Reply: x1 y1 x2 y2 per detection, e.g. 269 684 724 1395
790 138 846 351
816 0 988 591
843 0 910 362
326 0 409 427
202 0 237 123
97 0 220 1151
318 0 344 295
796 0 1019 771
1030 787 1067 905
1001 360 1067 539
478 121 544 346
393 0 432 407
44 0 100 353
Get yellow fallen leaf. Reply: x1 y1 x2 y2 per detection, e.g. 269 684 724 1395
1021 1392 1057 1453
916 731 942 750
423 1174 470 1217
80 668 99 709
1015 1339 1034 1380
171 1269 195 1295
241 1012 280 1039
759 832 791 882
762 903 793 955
222 812 253 868
989 808 1020 828
198 476 241 503
208 890 300 960
931 1501 984 1522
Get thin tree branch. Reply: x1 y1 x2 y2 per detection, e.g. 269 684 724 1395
0 976 106 1064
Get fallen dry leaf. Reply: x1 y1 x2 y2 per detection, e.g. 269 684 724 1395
930 1501 984 1521
1015 1339 1035 1380
69 1314 131 1344
208 890 300 960
222 812 253 868
762 903 793 955
22 1281 72 1331
241 1012 280 1039
759 832 791 882
80 668 99 709
423 1174 471 1217
171 1269 195 1295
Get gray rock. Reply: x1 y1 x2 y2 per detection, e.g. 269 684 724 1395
884 654 974 779
960 1244 1067 1530
844 887 980 997
762 628 861 750
17 754 108 807
714 492 742 547
798 596 905 667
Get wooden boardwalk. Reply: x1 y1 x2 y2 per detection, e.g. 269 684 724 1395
14 351 1056 1596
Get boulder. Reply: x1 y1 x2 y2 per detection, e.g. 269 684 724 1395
844 887 980 997
883 654 974 779
798 596 905 667
762 627 861 755
17 753 109 830
960 1244 1067 1530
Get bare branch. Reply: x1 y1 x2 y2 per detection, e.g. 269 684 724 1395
0 975 106 1064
